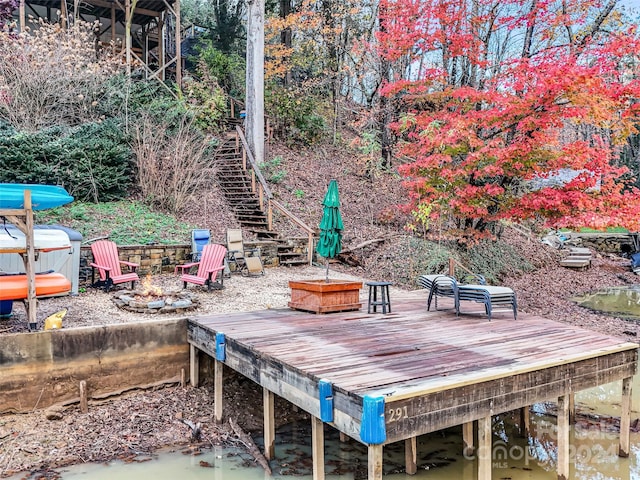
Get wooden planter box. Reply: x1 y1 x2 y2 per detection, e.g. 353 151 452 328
288 280 363 314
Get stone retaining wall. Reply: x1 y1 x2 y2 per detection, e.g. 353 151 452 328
0 319 189 413
567 233 638 255
79 240 281 285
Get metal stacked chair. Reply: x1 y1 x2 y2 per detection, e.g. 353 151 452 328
419 273 517 321
456 284 517 321
418 274 458 312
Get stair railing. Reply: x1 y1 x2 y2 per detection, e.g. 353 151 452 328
234 126 316 265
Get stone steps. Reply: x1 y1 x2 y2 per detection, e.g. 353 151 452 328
560 248 593 270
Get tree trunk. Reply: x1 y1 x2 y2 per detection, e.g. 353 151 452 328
279 0 292 86
246 0 265 165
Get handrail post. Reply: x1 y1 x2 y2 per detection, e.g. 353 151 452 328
448 258 455 276
268 200 273 231
308 234 313 265
235 130 239 152
258 184 264 210
242 148 247 171
251 171 257 194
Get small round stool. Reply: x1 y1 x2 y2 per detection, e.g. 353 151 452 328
366 281 392 314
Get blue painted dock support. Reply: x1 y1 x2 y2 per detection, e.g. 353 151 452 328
360 395 386 444
215 332 226 361
319 379 334 422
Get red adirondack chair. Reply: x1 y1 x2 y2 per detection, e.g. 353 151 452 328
175 243 227 291
90 240 140 291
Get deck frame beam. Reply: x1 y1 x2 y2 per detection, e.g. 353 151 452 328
383 351 636 443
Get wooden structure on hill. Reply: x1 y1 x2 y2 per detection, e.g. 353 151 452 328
14 0 182 87
188 291 638 480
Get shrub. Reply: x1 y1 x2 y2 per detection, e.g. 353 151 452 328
0 19 123 131
181 60 228 132
0 0 17 28
259 155 287 183
60 120 134 202
0 120 133 201
98 75 178 120
463 239 533 283
265 83 326 145
132 113 217 213
195 42 245 99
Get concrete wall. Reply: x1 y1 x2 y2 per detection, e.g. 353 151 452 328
0 319 189 413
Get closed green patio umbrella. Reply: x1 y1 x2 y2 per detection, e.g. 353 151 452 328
316 179 343 281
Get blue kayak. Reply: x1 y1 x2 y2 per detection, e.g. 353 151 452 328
0 184 74 210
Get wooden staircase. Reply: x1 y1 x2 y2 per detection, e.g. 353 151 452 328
275 237 314 267
215 137 274 238
214 132 314 267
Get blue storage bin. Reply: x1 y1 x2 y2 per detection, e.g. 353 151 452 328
0 299 13 318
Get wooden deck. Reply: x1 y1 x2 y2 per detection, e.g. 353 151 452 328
187 290 638 479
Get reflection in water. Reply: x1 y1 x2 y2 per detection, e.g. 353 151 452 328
573 285 640 319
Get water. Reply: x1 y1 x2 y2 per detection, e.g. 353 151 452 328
573 286 640 320
12 375 640 480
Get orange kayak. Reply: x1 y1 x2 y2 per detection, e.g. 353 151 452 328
0 273 71 301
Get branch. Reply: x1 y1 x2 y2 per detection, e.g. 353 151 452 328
574 0 617 50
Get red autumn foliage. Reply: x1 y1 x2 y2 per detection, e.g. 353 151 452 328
378 0 640 239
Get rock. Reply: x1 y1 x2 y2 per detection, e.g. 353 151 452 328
173 300 192 309
45 405 64 420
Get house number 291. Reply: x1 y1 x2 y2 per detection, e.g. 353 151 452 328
387 406 409 422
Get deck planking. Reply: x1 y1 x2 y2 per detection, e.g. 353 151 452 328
188 290 638 446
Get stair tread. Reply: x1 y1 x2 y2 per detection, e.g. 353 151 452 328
280 259 309 265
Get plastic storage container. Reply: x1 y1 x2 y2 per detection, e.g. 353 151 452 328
0 299 12 317
0 225 82 295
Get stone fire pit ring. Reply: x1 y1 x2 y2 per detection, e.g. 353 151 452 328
112 289 199 314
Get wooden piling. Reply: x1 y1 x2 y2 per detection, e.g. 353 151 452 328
405 436 417 475
263 388 275 460
368 444 383 480
477 416 491 480
312 416 325 480
189 344 199 387
79 380 88 413
214 359 223 424
519 406 530 438
557 393 570 480
619 376 632 457
463 421 474 456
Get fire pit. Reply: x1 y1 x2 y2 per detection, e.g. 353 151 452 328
112 276 199 314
